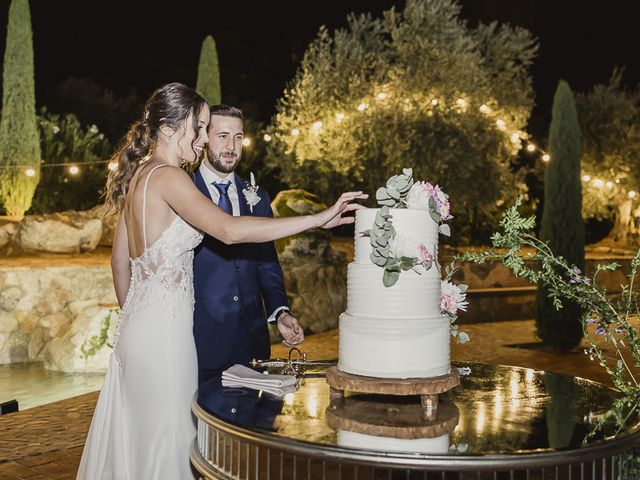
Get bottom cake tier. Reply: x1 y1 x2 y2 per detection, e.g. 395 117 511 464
338 313 451 379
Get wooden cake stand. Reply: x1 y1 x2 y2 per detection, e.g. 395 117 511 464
325 367 460 411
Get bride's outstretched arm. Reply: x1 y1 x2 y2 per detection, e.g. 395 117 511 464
111 212 131 308
159 167 367 244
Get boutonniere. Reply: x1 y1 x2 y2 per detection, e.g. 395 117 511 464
242 172 261 213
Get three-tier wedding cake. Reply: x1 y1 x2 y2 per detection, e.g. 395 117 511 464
338 169 468 379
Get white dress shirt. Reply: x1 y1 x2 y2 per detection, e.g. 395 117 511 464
198 163 288 324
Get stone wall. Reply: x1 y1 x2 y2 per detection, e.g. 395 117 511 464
0 237 633 371
0 265 117 372
277 238 347 336
0 247 347 372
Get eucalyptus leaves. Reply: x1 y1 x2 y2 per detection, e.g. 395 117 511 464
362 206 435 287
375 168 414 207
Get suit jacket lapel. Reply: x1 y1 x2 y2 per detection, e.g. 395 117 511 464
235 175 251 216
193 168 214 202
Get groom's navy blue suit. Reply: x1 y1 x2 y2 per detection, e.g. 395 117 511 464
192 168 288 385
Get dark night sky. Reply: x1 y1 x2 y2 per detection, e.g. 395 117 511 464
1 0 639 134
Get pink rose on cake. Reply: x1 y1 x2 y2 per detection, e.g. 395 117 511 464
417 243 433 265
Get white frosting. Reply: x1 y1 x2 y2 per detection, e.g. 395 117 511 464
347 263 441 318
337 430 450 454
354 208 439 264
338 313 451 378
339 208 451 379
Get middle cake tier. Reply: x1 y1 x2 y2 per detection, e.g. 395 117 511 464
346 262 442 318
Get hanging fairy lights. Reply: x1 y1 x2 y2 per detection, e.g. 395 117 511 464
1 88 633 202
273 87 639 201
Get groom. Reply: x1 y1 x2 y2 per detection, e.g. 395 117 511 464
193 104 304 386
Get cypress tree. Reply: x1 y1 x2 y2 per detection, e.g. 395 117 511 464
195 35 221 105
536 80 585 352
0 0 41 218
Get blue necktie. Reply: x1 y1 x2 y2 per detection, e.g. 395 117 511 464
213 181 233 215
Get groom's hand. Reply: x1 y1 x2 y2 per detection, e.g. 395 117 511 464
277 313 304 347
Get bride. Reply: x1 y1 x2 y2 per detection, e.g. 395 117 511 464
76 82 366 479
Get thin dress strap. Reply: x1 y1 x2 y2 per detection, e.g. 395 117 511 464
141 164 169 249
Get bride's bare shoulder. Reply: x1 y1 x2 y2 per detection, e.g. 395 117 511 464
151 164 192 184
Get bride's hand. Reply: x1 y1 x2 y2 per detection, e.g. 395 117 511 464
314 192 369 229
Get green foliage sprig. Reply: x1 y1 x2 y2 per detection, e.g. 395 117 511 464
81 308 116 360
457 197 640 397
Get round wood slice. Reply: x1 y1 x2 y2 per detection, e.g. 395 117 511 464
326 396 459 439
325 366 460 396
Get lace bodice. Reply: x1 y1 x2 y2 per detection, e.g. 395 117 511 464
113 165 203 348
128 215 202 294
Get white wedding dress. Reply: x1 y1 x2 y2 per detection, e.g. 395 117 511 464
77 165 203 479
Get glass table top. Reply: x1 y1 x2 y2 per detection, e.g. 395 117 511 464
196 362 640 456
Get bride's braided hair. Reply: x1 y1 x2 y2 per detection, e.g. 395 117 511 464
105 82 207 213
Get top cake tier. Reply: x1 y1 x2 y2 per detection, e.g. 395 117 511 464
353 208 439 264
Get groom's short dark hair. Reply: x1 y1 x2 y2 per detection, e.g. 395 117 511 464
210 104 243 121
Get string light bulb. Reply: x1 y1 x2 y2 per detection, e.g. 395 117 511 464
431 99 438 106
357 103 367 111
25 168 36 177
526 144 536 152
542 154 551 162
606 181 614 189
496 119 506 130
336 112 345 122
377 92 386 100
629 191 637 199
311 121 323 132
479 104 489 113
108 161 118 171
511 132 520 142
582 175 591 182
593 179 604 188
456 98 466 108
69 165 79 175
263 134 272 142
242 138 251 147
291 128 300 136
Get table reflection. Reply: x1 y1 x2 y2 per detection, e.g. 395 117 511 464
327 395 459 454
196 362 640 456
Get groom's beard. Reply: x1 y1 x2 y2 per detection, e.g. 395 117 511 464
207 147 240 174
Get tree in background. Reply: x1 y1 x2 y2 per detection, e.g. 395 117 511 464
576 69 640 246
265 0 538 243
0 0 40 218
30 109 112 214
196 35 222 105
536 80 585 352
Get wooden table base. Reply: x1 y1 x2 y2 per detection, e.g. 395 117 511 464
325 366 460 412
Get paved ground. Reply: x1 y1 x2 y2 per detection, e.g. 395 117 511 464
0 319 633 479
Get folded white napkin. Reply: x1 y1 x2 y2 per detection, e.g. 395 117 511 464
221 379 296 398
221 364 297 388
